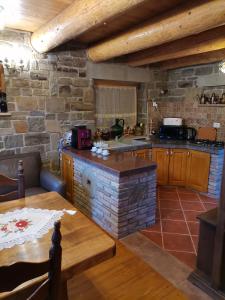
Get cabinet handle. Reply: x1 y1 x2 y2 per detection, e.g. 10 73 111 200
166 150 169 155
170 150 173 155
187 151 190 156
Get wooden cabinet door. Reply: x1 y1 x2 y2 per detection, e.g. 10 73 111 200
186 150 210 192
152 148 169 185
168 149 188 186
133 149 151 159
61 153 74 202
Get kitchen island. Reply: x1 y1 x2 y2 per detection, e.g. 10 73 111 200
62 148 157 238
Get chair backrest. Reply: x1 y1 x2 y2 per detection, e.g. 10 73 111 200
0 221 62 300
0 152 42 189
0 160 25 202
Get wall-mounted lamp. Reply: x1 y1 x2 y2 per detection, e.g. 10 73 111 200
219 61 225 74
0 41 32 73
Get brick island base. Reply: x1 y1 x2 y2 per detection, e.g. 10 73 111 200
64 149 157 239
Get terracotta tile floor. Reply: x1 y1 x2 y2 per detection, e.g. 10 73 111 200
141 186 218 269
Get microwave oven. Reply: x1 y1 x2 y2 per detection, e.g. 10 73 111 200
159 125 186 140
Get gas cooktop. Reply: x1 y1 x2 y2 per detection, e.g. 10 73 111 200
190 139 224 149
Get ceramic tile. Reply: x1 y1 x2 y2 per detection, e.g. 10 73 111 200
141 231 163 247
160 208 184 221
178 193 200 202
160 200 181 209
181 201 205 212
141 187 217 270
162 220 189 234
183 210 202 222
168 250 196 269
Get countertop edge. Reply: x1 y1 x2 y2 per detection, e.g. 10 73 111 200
63 148 156 177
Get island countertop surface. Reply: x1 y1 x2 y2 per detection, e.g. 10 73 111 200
63 147 156 176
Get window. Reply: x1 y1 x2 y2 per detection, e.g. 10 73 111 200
95 84 137 129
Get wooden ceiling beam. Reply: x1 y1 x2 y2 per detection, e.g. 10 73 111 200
126 25 225 67
31 0 149 53
156 49 225 70
87 0 225 62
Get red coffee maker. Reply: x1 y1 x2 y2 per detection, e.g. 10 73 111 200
71 126 92 150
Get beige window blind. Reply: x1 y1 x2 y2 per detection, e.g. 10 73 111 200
95 85 137 129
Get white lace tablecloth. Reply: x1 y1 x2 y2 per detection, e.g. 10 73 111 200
0 208 76 250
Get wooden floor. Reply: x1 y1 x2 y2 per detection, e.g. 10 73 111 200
68 242 187 300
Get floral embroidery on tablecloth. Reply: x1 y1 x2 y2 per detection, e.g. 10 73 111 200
0 218 32 237
0 208 76 250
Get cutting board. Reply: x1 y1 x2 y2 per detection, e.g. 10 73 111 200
197 127 217 141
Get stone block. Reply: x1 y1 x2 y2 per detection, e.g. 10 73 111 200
59 85 71 96
58 78 72 85
25 133 50 146
11 79 30 87
30 71 48 80
70 102 94 111
4 135 23 148
46 120 61 133
0 120 11 128
13 120 28 133
28 117 45 132
195 66 213 76
46 98 65 113
83 87 94 103
71 87 83 97
16 97 38 111
33 89 49 96
177 80 193 88
73 78 89 87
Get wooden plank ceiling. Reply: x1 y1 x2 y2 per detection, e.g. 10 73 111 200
3 0 225 70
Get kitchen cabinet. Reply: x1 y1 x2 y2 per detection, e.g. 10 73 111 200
152 148 170 185
169 149 188 186
152 148 210 192
186 150 210 192
61 152 74 202
133 149 152 160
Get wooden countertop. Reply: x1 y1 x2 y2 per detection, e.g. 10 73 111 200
63 147 156 176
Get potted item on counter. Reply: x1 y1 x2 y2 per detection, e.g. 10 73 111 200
110 119 124 138
134 123 145 136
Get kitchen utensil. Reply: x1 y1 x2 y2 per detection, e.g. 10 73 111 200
185 127 197 141
110 119 124 138
197 127 217 141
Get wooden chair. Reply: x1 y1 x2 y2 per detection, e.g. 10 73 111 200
0 221 62 300
0 160 25 202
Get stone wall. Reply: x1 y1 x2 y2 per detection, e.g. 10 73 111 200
73 157 156 238
138 63 225 141
0 29 95 168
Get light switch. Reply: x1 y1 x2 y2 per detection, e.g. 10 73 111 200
213 122 220 128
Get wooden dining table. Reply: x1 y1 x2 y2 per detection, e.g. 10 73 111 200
0 192 116 299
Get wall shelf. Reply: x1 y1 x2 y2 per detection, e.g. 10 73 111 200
198 104 225 107
0 112 11 116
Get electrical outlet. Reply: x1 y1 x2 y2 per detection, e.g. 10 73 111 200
213 122 220 128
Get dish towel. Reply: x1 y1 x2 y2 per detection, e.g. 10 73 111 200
0 208 76 250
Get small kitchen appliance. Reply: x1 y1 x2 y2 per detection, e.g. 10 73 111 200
159 125 186 140
185 127 197 141
71 126 92 150
163 118 183 126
